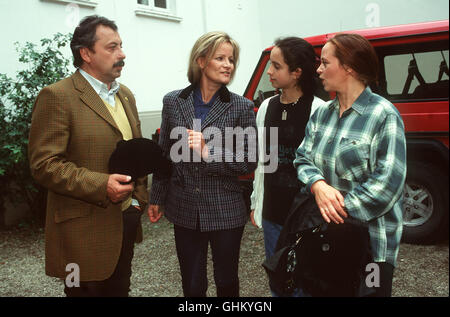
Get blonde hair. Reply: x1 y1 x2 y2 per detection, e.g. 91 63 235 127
187 31 240 85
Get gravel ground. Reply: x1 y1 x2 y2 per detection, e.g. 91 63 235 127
0 216 448 297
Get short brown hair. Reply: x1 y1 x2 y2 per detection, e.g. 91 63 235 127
70 15 118 68
187 31 240 85
327 33 379 86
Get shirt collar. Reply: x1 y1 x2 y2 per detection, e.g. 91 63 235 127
193 86 218 107
352 86 373 114
328 86 373 115
79 68 120 97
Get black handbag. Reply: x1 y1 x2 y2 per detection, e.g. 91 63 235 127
262 192 373 297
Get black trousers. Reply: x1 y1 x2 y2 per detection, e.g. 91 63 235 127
367 262 395 297
64 206 141 297
174 224 245 297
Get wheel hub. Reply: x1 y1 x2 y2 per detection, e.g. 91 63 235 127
403 182 433 227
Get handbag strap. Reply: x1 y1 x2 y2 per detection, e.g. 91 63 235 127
293 225 322 246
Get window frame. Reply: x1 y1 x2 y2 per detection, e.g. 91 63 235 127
376 40 449 102
135 0 182 22
40 0 98 8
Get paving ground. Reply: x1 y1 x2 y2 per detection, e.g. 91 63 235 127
0 216 448 297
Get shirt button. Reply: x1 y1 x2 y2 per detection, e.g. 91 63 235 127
196 188 200 193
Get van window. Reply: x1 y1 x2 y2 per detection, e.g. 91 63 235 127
380 41 449 101
250 52 330 107
252 58 277 107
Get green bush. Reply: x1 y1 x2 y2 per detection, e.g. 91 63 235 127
0 33 72 226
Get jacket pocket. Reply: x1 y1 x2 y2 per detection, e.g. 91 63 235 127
335 138 370 181
54 197 91 224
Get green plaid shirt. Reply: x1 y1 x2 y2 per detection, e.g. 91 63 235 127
294 87 407 266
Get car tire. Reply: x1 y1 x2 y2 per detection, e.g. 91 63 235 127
401 162 449 244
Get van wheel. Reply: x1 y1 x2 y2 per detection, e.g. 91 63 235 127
401 162 448 244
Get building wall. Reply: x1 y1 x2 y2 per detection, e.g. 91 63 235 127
257 0 449 42
0 0 263 137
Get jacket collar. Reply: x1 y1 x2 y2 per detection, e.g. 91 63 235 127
179 84 231 103
177 84 232 130
78 68 120 98
117 89 139 138
72 70 137 137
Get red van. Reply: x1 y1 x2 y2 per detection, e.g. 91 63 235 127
243 20 449 244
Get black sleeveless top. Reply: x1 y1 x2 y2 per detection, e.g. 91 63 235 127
262 94 313 225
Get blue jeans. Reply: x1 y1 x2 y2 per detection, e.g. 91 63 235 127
263 219 309 297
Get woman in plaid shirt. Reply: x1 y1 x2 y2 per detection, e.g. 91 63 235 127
294 34 407 297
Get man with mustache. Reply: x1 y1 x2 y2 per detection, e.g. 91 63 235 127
28 15 147 297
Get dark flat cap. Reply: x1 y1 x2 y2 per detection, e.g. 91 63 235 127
108 138 172 182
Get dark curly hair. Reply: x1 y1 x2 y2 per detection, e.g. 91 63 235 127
274 37 319 97
70 15 118 68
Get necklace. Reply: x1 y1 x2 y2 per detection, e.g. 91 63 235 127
280 95 301 121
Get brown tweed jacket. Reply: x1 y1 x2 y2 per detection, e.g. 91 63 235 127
28 70 148 281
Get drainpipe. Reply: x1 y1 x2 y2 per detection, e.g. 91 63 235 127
201 0 207 33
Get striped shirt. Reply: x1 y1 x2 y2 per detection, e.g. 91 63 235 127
293 87 407 267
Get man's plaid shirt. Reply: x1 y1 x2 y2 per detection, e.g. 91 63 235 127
294 87 407 266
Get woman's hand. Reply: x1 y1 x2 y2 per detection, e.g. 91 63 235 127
250 210 258 228
311 180 348 224
147 204 163 223
187 129 209 159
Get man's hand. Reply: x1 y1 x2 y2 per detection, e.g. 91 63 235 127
107 174 134 203
147 204 163 223
311 180 348 224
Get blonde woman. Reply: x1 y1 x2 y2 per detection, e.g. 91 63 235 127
147 32 257 297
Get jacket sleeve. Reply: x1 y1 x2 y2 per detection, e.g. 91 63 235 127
148 97 171 206
344 113 407 222
293 110 326 193
125 90 149 209
28 87 110 207
250 98 269 209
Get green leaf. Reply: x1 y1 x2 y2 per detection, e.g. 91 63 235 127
0 32 71 217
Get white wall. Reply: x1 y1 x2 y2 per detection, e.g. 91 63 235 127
257 0 449 45
0 0 262 113
0 0 264 136
200 0 262 95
